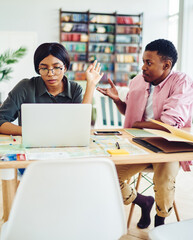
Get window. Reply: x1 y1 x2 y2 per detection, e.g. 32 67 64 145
168 0 179 47
168 0 180 70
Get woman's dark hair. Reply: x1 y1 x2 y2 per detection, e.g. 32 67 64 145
34 42 70 74
145 39 178 69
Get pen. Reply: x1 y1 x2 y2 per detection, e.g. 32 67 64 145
10 135 16 142
115 141 120 149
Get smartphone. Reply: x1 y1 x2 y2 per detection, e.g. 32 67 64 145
94 131 122 135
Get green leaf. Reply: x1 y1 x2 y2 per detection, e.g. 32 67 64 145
0 46 27 82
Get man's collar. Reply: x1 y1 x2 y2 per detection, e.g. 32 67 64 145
156 71 173 88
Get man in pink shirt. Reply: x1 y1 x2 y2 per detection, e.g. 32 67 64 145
97 39 193 228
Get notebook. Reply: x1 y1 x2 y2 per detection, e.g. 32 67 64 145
133 137 193 153
21 103 92 148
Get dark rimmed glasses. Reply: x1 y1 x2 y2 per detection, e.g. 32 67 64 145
39 66 64 76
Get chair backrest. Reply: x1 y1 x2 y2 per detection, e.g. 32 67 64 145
1 158 127 240
148 218 193 240
94 91 125 128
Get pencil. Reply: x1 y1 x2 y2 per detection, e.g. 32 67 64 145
115 141 120 149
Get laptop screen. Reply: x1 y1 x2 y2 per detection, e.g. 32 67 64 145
21 103 92 148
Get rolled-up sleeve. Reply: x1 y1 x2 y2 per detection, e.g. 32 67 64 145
0 92 20 126
0 78 33 126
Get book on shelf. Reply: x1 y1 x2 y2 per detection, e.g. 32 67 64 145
61 33 88 42
60 10 143 84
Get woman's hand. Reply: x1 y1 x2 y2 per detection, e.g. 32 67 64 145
97 78 120 102
82 60 103 104
85 60 104 87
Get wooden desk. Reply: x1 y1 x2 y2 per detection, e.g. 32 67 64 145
1 128 193 221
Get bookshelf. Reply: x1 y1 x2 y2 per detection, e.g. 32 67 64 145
59 9 143 85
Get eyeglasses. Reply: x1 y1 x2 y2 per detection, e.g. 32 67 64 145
39 66 64 76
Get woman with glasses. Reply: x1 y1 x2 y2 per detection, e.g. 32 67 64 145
0 42 103 136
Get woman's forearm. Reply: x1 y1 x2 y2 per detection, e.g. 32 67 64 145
82 82 95 104
0 122 22 136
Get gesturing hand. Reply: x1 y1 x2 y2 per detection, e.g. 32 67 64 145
96 78 120 102
85 60 104 86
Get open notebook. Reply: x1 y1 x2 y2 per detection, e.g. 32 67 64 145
21 103 92 148
132 119 193 153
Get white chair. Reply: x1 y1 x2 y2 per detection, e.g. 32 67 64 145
0 158 127 240
94 90 125 129
148 218 193 240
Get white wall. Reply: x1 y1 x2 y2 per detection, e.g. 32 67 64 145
0 0 169 45
0 0 169 99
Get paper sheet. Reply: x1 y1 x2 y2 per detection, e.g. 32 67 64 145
125 128 157 137
0 135 149 161
148 119 193 142
91 135 148 155
0 136 22 145
144 129 193 142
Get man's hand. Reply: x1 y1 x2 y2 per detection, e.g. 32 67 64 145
97 78 120 102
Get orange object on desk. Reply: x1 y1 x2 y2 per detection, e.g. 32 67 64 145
107 149 129 155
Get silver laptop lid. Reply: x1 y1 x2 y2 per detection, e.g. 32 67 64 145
21 103 92 148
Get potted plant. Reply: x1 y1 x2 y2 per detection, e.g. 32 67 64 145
0 47 27 82
0 47 27 103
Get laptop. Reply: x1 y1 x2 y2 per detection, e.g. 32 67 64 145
21 103 92 148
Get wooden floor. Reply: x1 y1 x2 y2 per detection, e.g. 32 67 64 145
0 168 193 239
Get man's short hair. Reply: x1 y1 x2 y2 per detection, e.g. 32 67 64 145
145 39 178 68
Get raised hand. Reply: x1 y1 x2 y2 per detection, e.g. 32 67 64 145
82 60 104 104
97 78 120 102
85 60 104 87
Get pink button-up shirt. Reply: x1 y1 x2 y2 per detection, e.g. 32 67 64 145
124 71 193 171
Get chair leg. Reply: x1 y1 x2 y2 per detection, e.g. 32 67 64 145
173 201 180 221
127 172 180 228
127 172 142 228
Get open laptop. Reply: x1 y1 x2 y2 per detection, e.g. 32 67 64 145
21 103 92 148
